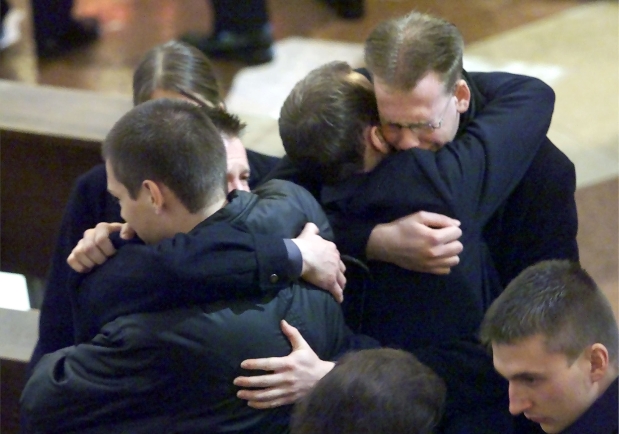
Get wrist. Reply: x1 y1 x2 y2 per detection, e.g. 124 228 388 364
316 360 335 381
366 223 392 262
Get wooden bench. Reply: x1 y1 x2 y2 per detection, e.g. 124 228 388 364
0 79 132 280
0 79 284 282
0 80 131 433
0 308 39 433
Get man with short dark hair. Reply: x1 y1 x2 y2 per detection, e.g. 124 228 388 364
20 99 358 433
480 260 618 434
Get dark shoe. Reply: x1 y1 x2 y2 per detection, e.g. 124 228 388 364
181 25 274 65
326 0 365 19
36 17 99 59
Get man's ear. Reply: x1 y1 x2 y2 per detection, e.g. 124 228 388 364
142 180 164 214
588 343 610 382
368 125 391 155
454 79 471 113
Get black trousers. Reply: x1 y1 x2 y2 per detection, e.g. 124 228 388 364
30 0 74 43
211 0 269 34
1 0 9 21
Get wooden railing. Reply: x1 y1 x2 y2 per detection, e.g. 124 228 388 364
0 79 132 280
0 80 132 433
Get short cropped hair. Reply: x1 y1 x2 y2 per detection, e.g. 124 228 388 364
133 40 221 107
364 11 464 92
279 61 379 184
291 348 446 434
102 98 227 213
480 260 619 364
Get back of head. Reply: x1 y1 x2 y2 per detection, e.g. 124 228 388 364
102 98 227 213
133 40 221 107
178 88 247 139
291 348 446 434
279 61 379 185
364 11 464 91
480 260 619 365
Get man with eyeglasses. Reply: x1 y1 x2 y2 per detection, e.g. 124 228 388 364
262 60 551 433
362 11 578 290
240 11 576 434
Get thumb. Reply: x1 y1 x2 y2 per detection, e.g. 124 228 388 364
418 211 460 229
94 222 123 244
281 320 309 351
120 223 137 240
298 222 319 238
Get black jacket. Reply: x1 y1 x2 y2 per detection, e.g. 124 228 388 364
22 180 355 434
31 150 282 370
264 70 579 285
560 377 618 434
266 72 570 434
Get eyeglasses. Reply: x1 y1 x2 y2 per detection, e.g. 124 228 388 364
379 96 454 142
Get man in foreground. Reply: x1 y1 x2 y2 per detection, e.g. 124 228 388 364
480 260 618 434
21 99 358 433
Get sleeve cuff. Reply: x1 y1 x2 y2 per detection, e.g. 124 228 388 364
283 239 303 279
253 233 293 291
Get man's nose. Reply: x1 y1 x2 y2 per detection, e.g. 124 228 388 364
508 383 532 415
396 128 421 150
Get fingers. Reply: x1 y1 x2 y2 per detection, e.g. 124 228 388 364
120 223 136 240
235 376 297 408
415 211 460 228
334 271 346 303
66 223 121 273
337 260 347 290
428 238 463 259
333 286 344 303
247 393 296 409
242 388 296 409
234 372 287 389
67 238 97 272
298 222 319 238
421 246 461 275
240 356 291 372
429 225 463 245
93 222 122 257
280 320 310 350
234 369 296 409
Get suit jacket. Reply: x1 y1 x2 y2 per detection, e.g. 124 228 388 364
31 150 282 370
323 72 555 433
327 72 552 341
264 71 579 282
22 180 357 434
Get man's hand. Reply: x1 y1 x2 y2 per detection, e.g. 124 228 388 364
233 320 334 409
291 223 346 303
367 211 463 274
67 222 135 272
